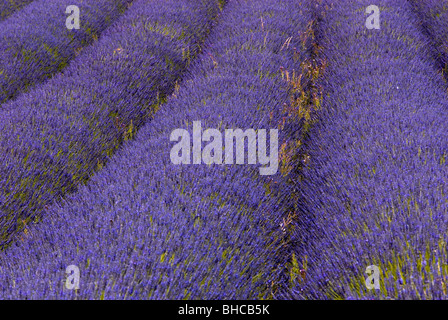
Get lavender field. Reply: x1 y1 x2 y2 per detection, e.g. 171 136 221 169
0 0 447 300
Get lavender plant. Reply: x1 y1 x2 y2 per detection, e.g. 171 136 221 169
0 0 34 21
290 0 448 300
0 0 224 248
4 0 446 301
0 0 313 299
0 0 132 106
409 0 448 78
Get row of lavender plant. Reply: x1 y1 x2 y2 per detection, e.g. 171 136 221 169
0 0 34 21
409 0 448 78
0 0 224 248
0 0 132 106
289 0 448 299
0 0 313 299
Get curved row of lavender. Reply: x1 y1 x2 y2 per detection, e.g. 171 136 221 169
0 0 223 248
0 0 34 22
0 0 312 299
409 0 448 77
0 0 132 106
290 0 448 299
